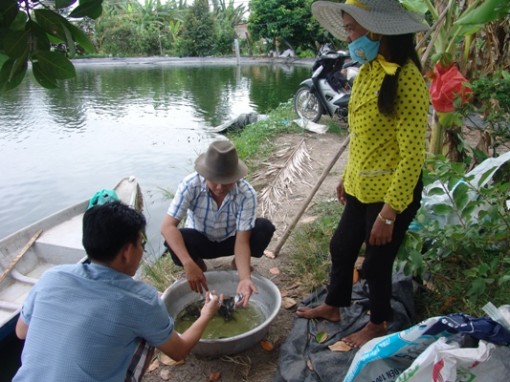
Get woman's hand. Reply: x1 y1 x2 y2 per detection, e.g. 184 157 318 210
369 217 394 246
369 206 397 246
336 179 346 204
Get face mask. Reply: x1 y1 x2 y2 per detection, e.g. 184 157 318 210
348 34 380 64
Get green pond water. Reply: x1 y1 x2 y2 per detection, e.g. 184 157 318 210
175 301 266 339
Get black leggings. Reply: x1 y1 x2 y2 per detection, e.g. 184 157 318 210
326 176 423 324
166 218 275 265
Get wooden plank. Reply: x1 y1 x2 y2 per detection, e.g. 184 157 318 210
0 229 43 283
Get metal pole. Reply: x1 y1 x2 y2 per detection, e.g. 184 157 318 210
234 39 240 65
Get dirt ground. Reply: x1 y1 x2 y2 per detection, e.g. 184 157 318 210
142 129 349 382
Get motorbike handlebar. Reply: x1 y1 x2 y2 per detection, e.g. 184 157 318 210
343 61 360 69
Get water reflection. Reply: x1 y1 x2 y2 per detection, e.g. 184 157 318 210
0 62 310 250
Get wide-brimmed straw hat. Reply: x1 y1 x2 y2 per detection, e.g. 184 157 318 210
195 140 248 184
312 0 429 41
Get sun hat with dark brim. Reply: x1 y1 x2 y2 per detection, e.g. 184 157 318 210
195 140 248 184
312 0 429 41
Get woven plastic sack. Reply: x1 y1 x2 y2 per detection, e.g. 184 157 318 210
343 317 452 382
344 313 510 382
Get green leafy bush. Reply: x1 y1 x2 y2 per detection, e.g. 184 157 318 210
397 155 510 316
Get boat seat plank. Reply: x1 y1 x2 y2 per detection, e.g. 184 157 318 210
37 214 84 251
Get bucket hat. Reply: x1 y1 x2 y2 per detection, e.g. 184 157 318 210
312 0 429 41
195 140 248 184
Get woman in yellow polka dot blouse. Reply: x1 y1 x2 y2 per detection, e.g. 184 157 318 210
297 0 430 347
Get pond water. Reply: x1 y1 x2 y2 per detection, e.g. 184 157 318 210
0 61 310 257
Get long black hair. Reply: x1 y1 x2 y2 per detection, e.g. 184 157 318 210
378 33 422 116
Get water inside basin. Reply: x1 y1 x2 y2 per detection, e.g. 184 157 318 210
162 270 281 356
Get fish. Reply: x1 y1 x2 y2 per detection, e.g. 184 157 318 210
217 293 243 321
182 293 243 321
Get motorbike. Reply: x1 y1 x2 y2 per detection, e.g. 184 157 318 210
294 46 359 123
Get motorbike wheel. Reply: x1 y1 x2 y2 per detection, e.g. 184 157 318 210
294 86 323 123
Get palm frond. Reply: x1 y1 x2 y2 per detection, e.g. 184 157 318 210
255 139 313 220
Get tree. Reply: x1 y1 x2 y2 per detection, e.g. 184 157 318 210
212 0 246 55
248 0 322 53
95 0 184 57
212 0 246 26
0 0 103 91
179 0 215 57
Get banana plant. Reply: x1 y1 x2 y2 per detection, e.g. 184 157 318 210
401 0 510 159
0 0 103 91
419 0 510 72
213 0 247 27
167 20 182 43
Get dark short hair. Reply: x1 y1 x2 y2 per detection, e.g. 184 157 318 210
82 201 146 262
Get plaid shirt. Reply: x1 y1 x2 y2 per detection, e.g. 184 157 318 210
167 172 257 242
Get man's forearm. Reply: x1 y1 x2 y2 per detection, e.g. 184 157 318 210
234 232 252 280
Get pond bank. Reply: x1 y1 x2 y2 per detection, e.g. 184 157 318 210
72 56 315 67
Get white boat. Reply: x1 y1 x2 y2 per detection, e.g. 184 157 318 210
0 176 143 342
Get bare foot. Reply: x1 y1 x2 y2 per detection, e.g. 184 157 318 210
295 303 341 322
342 321 387 348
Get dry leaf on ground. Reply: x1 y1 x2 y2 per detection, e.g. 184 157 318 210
148 358 160 372
260 340 274 351
269 267 281 275
159 353 185 366
306 359 314 371
159 369 171 380
209 371 221 381
282 297 297 309
328 340 352 352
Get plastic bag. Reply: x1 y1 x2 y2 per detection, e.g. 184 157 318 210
395 337 510 382
430 63 472 113
87 189 119 209
483 303 510 332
